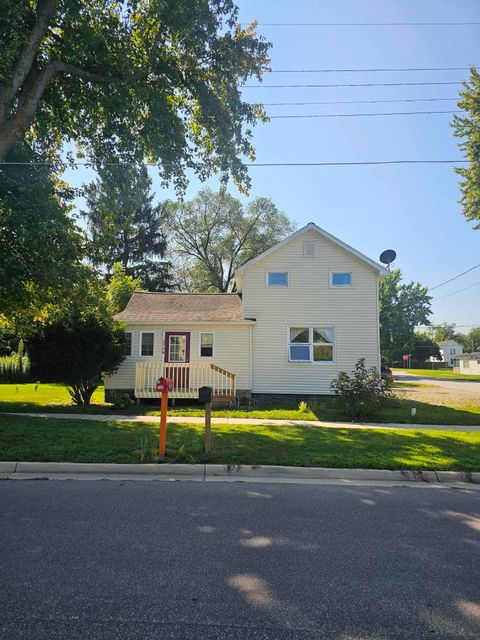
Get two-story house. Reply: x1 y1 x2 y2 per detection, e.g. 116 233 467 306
105 222 388 401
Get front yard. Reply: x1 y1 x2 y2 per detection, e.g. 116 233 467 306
1 382 480 426
1 414 480 471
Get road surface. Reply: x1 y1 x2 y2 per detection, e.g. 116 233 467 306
2 480 480 639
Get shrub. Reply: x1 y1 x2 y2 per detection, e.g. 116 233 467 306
0 339 30 383
330 358 395 420
298 400 309 413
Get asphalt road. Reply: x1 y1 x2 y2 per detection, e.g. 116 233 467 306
394 370 480 393
2 480 480 640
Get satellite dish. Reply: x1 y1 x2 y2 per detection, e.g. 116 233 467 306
379 249 397 268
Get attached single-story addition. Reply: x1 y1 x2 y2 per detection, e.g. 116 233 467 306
104 222 389 401
452 352 480 375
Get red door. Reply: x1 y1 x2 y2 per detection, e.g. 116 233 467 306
164 332 190 391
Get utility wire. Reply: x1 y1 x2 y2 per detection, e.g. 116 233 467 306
0 160 469 168
270 66 476 73
269 110 461 119
243 21 480 27
245 81 463 88
432 280 480 301
429 264 480 291
253 97 460 106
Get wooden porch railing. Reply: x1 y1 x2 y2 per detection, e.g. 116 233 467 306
135 362 236 400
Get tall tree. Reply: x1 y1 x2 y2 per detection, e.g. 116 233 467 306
166 188 296 292
379 269 433 363
431 323 461 343
410 333 441 362
452 67 480 228
0 0 270 191
106 262 143 315
0 143 84 318
83 163 170 290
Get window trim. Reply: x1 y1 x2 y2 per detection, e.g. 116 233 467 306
287 326 336 365
266 271 289 287
139 331 155 357
199 332 214 358
330 271 353 288
125 332 132 357
303 240 316 257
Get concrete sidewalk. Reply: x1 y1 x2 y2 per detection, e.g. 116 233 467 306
5 411 480 432
1 461 479 487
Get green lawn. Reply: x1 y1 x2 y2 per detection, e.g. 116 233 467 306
1 414 480 471
1 383 480 426
393 368 480 381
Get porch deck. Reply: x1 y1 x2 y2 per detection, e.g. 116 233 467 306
134 362 236 400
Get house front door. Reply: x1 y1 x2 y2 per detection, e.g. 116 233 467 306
164 332 190 390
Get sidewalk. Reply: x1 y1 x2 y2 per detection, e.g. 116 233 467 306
1 461 479 487
5 411 480 432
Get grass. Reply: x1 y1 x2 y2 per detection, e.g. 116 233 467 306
392 368 480 381
1 383 480 426
1 414 480 471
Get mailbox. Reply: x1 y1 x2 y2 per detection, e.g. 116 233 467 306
155 377 173 392
198 386 213 404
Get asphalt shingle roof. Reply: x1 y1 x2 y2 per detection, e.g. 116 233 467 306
115 292 245 323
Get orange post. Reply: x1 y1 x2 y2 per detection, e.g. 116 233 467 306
159 389 168 457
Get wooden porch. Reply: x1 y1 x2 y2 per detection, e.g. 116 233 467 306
135 362 236 400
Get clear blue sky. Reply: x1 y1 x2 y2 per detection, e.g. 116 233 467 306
64 0 480 332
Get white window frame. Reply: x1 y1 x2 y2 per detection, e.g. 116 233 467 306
139 331 155 357
199 332 214 358
287 326 335 365
266 271 289 287
125 332 132 357
330 271 353 288
303 241 316 257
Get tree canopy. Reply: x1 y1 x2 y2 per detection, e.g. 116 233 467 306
379 269 433 363
83 162 171 290
0 0 270 191
166 188 296 292
453 67 480 229
106 263 143 315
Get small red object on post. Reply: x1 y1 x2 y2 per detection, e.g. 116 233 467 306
156 377 172 457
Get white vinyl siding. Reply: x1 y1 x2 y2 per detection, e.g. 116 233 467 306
241 228 381 394
105 324 252 391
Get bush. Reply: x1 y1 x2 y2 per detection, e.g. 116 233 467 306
330 358 395 420
0 339 30 383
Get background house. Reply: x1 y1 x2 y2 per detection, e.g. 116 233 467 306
452 353 480 374
436 340 463 367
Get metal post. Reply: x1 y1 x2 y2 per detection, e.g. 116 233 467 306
159 388 168 458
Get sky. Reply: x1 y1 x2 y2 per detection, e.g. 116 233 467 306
64 0 480 332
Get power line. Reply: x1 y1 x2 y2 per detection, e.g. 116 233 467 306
243 21 480 27
429 264 480 291
253 97 460 106
271 66 476 73
432 280 480 301
245 81 463 88
269 110 461 119
0 160 469 168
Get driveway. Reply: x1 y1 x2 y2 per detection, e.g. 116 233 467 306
2 480 480 639
394 371 480 407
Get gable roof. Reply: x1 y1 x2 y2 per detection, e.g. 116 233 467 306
115 292 249 324
235 222 390 276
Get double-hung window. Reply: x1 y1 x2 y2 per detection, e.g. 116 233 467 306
140 332 154 356
200 332 214 357
267 271 288 287
331 272 352 287
125 332 132 356
288 327 335 363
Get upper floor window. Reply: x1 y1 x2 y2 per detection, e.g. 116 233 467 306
303 241 316 257
125 332 132 356
200 332 214 357
331 272 352 287
140 332 154 356
288 326 335 363
267 271 288 287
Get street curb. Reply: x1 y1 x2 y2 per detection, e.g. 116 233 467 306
1 461 479 485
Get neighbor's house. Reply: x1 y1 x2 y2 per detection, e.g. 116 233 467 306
452 352 480 375
436 340 463 367
105 222 388 402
